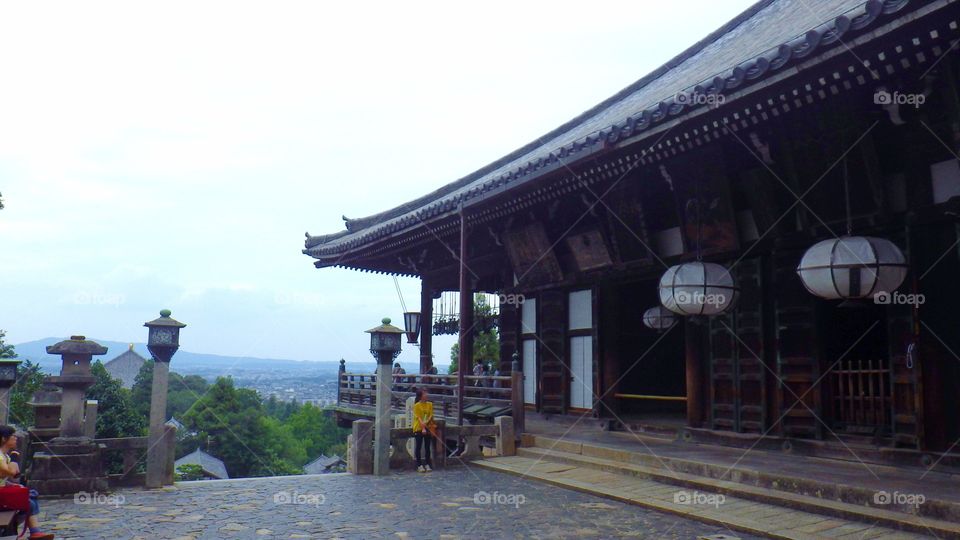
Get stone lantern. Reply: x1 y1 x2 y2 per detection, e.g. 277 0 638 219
30 336 108 495
365 317 403 476
144 309 186 489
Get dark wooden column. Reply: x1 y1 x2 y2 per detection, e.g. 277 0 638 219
598 282 619 418
457 209 473 425
685 319 705 428
419 280 433 374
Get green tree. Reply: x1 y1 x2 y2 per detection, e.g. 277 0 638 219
284 403 349 460
181 377 281 478
175 463 204 481
448 295 500 374
131 361 209 421
2 330 45 428
86 361 145 438
0 330 14 359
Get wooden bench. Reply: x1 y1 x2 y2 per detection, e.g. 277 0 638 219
462 403 512 423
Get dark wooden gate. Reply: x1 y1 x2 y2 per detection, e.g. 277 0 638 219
830 358 891 433
707 258 766 433
773 249 823 439
539 290 566 414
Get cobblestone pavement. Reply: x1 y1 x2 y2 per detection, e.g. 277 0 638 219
40 466 761 539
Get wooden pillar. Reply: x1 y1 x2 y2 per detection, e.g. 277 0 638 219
511 356 524 434
598 282 619 418
685 319 704 428
458 209 473 426
420 280 433 374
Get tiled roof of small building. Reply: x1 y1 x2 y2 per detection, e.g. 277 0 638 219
175 448 230 480
303 454 345 474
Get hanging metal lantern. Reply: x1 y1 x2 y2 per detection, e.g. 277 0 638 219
796 236 907 300
643 306 678 331
659 262 738 316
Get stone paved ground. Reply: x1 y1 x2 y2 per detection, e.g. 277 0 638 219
39 466 760 539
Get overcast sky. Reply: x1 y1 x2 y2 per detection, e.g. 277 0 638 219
0 1 756 366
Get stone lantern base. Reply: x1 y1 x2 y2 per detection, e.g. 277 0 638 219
29 436 108 496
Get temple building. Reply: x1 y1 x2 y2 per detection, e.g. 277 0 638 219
304 0 960 462
103 344 148 389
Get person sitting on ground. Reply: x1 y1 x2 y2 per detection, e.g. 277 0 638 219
0 425 54 540
412 388 436 472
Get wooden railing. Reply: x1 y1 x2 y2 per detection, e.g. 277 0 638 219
336 363 524 432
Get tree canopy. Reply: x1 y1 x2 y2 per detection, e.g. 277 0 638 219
448 295 500 374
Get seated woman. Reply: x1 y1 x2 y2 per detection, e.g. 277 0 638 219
0 425 54 539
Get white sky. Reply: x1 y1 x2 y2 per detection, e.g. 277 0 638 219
0 1 756 366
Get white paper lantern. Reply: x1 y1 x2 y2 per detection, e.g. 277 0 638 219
659 262 738 316
796 236 907 300
643 306 678 331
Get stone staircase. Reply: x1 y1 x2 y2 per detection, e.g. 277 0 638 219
473 433 960 539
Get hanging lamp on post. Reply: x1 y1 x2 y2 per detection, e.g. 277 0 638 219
642 305 678 331
658 175 738 316
403 311 422 344
796 157 907 300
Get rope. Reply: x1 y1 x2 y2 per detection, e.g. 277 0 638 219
392 276 407 313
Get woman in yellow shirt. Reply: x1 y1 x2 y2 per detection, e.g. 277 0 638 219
412 388 435 472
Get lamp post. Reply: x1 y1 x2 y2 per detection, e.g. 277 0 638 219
366 317 403 476
144 309 186 489
0 359 20 425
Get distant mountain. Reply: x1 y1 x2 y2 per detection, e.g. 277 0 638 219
11 337 378 376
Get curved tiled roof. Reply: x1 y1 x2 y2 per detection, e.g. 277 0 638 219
175 448 230 480
304 0 917 261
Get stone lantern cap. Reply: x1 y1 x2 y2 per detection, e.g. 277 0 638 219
46 336 108 356
143 310 187 329
364 317 404 335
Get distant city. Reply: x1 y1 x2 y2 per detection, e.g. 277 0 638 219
13 337 445 405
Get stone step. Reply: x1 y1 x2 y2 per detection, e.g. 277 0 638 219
475 455 945 540
523 433 960 523
507 446 960 538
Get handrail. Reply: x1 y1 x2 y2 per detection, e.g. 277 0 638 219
614 393 687 402
337 359 524 433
